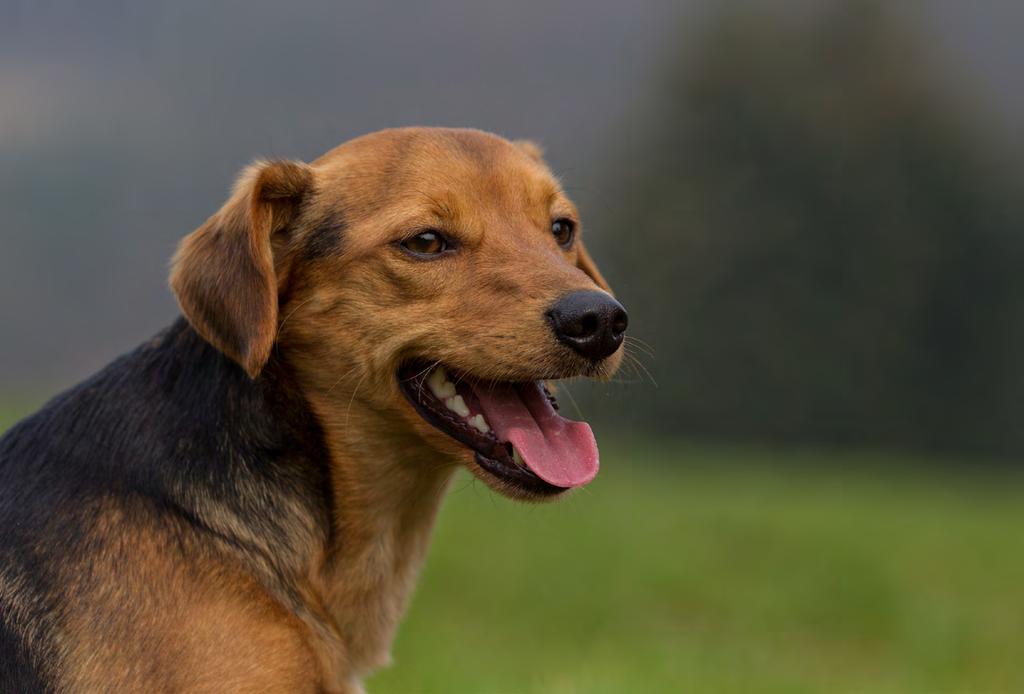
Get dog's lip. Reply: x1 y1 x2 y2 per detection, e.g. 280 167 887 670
397 362 569 496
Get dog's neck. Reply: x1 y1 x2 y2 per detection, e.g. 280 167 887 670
297 383 457 688
150 321 454 690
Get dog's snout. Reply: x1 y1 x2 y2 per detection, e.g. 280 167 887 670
546 290 628 361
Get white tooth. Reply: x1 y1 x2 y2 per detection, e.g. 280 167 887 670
469 414 490 433
427 367 445 394
445 394 470 417
428 367 457 399
512 447 525 467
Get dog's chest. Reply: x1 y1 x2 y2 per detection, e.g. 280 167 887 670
344 548 423 671
311 489 449 685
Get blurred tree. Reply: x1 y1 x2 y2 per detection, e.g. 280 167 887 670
591 2 1024 457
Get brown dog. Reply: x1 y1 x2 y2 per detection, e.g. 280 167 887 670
0 127 626 692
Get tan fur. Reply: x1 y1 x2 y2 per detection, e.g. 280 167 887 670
156 127 622 690
49 501 321 693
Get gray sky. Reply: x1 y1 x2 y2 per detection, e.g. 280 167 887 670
1 0 1021 392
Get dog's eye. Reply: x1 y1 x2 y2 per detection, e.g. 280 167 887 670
552 219 575 248
401 231 448 256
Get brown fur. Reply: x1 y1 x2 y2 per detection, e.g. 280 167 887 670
175 127 620 690
7 128 621 692
55 503 319 693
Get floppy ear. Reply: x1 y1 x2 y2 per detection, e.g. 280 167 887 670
170 159 313 378
576 240 612 294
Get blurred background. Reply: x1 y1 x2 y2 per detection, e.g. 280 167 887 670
2 1 1023 691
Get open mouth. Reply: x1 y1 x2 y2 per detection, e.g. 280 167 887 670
397 362 600 497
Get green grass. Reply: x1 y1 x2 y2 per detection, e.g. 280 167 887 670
2 403 1022 692
370 442 1024 693
0 399 39 434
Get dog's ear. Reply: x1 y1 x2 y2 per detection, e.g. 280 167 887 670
576 240 612 294
170 159 313 378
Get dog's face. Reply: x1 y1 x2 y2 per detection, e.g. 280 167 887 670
171 128 626 500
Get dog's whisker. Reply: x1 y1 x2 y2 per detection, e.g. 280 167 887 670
611 356 646 383
557 382 586 422
343 371 369 430
625 348 655 366
624 336 656 358
623 351 658 388
324 364 361 397
624 334 655 350
277 297 316 340
608 352 641 385
410 359 443 402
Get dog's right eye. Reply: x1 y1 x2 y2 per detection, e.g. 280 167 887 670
401 231 448 257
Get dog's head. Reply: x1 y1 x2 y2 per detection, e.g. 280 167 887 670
171 128 627 500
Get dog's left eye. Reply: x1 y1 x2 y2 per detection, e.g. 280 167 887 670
401 230 448 256
552 219 575 248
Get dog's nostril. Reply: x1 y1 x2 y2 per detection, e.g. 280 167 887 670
570 313 599 338
611 308 628 337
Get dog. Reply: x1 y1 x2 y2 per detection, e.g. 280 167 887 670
0 127 627 692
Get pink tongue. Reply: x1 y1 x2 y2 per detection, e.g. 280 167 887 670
470 382 599 488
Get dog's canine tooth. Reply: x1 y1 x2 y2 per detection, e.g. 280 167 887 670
512 447 525 467
444 394 470 417
469 414 490 434
427 366 456 400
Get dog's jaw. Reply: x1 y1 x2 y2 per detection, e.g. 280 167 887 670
397 362 606 499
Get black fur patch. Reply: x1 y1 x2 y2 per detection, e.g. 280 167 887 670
0 617 47 693
302 213 347 261
0 319 333 684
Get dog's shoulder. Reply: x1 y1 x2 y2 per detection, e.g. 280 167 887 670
0 318 331 536
0 319 332 690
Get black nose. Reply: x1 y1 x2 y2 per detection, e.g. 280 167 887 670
546 290 628 361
